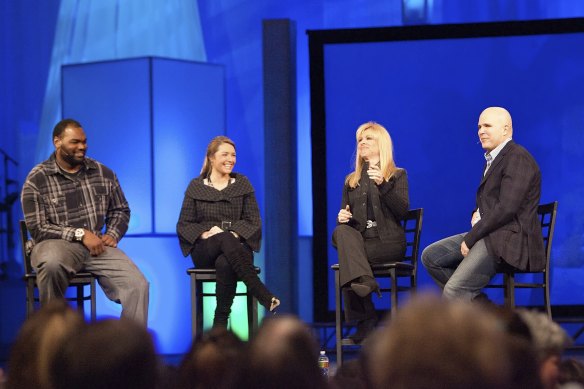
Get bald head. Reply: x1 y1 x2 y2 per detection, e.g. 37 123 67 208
478 107 513 152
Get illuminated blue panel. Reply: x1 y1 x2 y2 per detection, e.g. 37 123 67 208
62 59 153 233
92 236 191 355
151 58 225 233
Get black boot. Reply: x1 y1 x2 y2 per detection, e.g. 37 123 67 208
213 255 237 328
224 249 279 311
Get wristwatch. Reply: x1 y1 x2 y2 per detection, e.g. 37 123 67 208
74 228 85 242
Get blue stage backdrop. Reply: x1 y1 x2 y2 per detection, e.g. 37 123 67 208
62 57 229 354
309 18 584 320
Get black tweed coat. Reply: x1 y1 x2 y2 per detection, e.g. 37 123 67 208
177 173 261 256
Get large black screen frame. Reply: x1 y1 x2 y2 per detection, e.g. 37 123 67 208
308 17 584 322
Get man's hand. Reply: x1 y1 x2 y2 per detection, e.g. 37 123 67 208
101 234 118 248
82 230 105 256
461 241 470 257
471 211 481 227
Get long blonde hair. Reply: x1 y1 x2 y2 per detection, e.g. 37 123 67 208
200 136 236 177
345 121 397 188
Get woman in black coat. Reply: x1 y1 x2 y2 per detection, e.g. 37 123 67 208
177 136 279 328
333 122 409 344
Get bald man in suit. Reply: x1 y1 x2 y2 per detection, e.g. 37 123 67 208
421 107 545 301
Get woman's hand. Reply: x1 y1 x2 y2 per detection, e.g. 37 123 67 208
338 205 352 223
201 226 225 239
367 164 384 185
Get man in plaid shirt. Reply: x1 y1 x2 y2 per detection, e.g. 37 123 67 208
21 119 149 325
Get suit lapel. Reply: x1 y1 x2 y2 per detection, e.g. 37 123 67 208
479 140 515 186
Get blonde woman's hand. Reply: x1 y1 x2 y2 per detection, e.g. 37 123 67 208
338 205 352 223
367 164 384 185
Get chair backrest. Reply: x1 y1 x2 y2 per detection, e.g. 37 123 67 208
402 208 423 282
19 220 34 275
537 201 558 275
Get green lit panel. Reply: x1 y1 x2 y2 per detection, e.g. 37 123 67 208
202 281 264 341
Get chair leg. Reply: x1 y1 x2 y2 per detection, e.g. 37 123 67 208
90 278 97 321
76 285 85 316
190 274 198 340
335 268 343 366
544 271 552 318
26 280 35 318
246 289 258 339
503 273 516 309
390 269 398 317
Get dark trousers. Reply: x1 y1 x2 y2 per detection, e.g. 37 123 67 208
191 232 272 326
333 224 405 322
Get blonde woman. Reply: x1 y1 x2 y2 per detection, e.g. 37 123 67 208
177 136 279 328
333 122 409 344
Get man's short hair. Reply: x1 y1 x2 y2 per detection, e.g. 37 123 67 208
52 119 82 139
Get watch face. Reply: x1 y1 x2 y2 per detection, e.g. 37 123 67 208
75 229 84 241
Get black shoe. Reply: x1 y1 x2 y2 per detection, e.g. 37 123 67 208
344 317 377 345
350 276 381 298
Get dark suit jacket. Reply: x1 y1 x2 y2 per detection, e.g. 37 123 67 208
464 141 545 271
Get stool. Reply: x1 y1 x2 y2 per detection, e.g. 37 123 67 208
187 267 260 339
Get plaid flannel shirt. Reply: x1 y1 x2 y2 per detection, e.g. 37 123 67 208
21 153 130 243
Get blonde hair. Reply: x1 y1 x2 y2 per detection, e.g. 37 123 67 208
345 121 397 188
200 136 236 177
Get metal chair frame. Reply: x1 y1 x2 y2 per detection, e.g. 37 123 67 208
332 208 423 365
19 220 96 320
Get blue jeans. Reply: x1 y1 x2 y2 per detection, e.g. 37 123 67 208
421 233 498 301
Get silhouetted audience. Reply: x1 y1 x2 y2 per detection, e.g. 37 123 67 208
51 318 158 389
4 297 583 389
177 326 244 389
367 295 524 389
6 300 84 389
233 315 326 389
516 309 573 389
559 358 584 388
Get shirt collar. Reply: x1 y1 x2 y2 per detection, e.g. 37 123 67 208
485 137 512 162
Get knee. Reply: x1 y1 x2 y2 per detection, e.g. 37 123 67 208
35 255 68 278
332 224 357 245
215 256 234 274
421 246 433 267
442 281 467 301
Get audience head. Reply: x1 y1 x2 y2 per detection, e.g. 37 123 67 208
348 121 396 188
368 295 516 389
236 315 325 389
558 358 584 387
6 300 84 389
177 327 244 389
51 318 158 389
516 309 573 389
200 135 236 177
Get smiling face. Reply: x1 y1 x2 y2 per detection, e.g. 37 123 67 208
54 126 87 168
210 142 236 176
477 107 512 152
357 129 380 163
